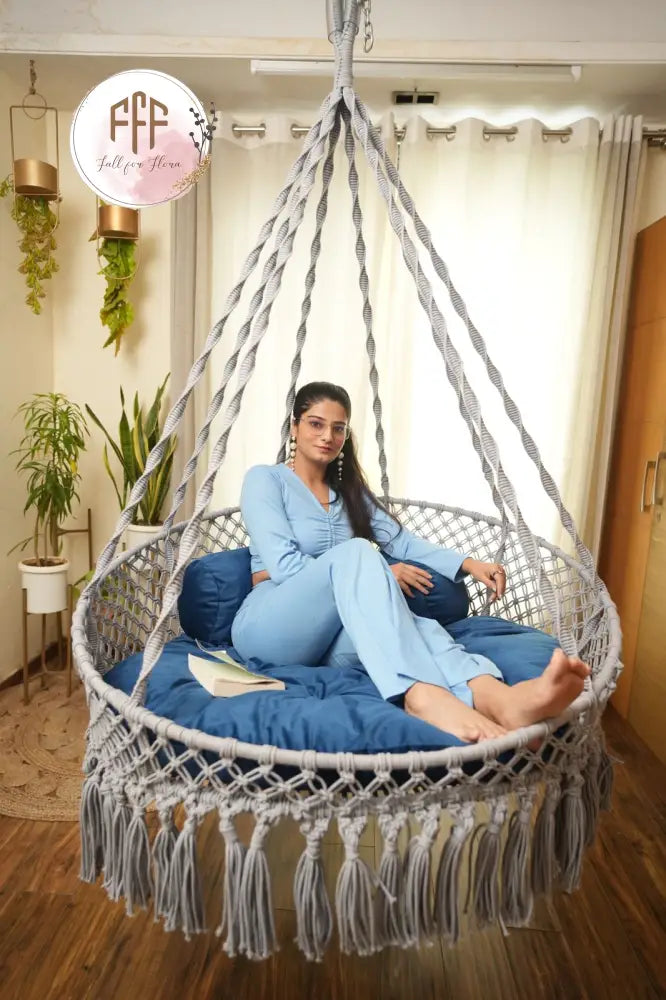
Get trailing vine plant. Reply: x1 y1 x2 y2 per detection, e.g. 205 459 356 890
91 228 137 355
0 174 59 314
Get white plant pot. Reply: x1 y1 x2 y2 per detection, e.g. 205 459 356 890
19 559 70 614
125 523 164 551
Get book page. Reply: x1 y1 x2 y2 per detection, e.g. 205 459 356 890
188 652 272 685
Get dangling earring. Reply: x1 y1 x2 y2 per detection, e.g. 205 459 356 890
288 435 296 469
337 450 344 480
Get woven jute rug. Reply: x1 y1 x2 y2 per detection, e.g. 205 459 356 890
0 674 87 822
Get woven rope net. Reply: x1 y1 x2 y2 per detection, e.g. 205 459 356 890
72 0 622 962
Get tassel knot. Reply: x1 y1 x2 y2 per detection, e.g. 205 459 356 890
434 799 476 944
217 809 247 957
403 805 440 945
238 814 279 961
335 813 378 955
376 810 410 948
293 812 333 962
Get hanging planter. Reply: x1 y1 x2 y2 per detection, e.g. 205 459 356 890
0 61 60 315
90 200 139 355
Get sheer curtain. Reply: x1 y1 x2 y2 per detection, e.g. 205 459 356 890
169 170 212 519
206 112 642 552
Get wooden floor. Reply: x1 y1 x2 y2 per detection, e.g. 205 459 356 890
0 706 664 1000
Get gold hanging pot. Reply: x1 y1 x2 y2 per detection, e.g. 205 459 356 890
96 202 140 240
12 156 58 199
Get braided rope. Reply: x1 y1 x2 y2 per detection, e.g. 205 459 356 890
89 91 340 588
364 109 605 648
129 94 344 703
340 104 391 500
346 91 575 654
354 98 605 636
277 111 343 462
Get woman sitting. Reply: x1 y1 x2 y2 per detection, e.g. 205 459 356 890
231 381 589 743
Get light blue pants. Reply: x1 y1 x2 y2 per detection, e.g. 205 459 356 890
231 537 501 705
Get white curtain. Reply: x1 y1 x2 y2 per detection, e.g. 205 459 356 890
205 112 642 553
169 169 212 519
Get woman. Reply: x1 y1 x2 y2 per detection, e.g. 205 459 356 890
231 382 589 743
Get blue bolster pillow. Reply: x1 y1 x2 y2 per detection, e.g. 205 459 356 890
177 547 252 646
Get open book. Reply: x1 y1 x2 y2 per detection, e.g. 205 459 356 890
188 646 286 697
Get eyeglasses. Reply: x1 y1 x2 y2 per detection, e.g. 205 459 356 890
300 416 350 440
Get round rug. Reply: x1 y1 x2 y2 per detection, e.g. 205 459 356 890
0 674 87 821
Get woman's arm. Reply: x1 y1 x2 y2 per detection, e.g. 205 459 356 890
369 502 471 583
241 466 314 585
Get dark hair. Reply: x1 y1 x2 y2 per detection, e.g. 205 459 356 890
291 381 400 543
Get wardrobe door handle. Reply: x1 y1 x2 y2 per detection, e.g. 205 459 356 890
651 451 666 507
641 460 656 512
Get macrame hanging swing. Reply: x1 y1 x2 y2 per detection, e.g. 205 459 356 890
72 0 621 963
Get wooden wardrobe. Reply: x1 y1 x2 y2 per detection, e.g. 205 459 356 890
599 214 666 763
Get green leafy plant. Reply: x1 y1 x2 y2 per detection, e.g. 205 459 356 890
85 374 177 526
93 235 136 355
0 174 59 314
9 393 89 564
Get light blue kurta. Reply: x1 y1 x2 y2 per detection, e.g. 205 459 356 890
231 464 501 704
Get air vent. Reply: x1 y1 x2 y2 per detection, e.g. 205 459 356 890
392 90 439 105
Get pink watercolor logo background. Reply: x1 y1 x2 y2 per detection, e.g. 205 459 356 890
70 69 212 208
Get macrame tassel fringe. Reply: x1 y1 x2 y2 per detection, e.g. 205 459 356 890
402 807 440 945
217 812 248 958
104 797 132 902
335 815 378 956
238 817 278 961
166 815 205 940
101 786 115 892
376 811 409 948
531 779 560 896
582 742 601 848
79 770 104 883
501 790 536 927
123 804 153 916
472 798 508 928
153 806 177 922
597 741 615 812
293 815 333 962
434 801 475 944
555 770 586 893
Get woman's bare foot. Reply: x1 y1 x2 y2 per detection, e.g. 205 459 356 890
468 649 590 732
404 682 507 743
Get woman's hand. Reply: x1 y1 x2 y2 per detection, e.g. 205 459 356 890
461 558 507 602
389 562 434 598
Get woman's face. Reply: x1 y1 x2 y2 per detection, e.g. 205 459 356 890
293 398 350 469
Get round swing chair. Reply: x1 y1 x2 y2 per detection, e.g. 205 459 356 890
73 0 621 964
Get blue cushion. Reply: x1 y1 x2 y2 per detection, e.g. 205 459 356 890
177 547 252 646
382 553 470 626
104 617 559 758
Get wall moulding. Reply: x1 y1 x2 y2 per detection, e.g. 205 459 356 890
3 35 666 64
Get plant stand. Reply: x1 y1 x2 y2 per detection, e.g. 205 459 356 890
22 584 74 705
21 507 93 705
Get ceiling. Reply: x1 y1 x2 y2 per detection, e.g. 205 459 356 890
2 52 666 124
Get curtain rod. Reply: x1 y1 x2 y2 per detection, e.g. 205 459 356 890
230 122 666 146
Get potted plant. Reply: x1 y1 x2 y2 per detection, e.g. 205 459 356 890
85 374 177 549
9 392 88 612
0 174 59 315
89 203 139 355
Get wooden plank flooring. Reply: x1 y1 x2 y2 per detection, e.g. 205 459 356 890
0 706 664 1000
